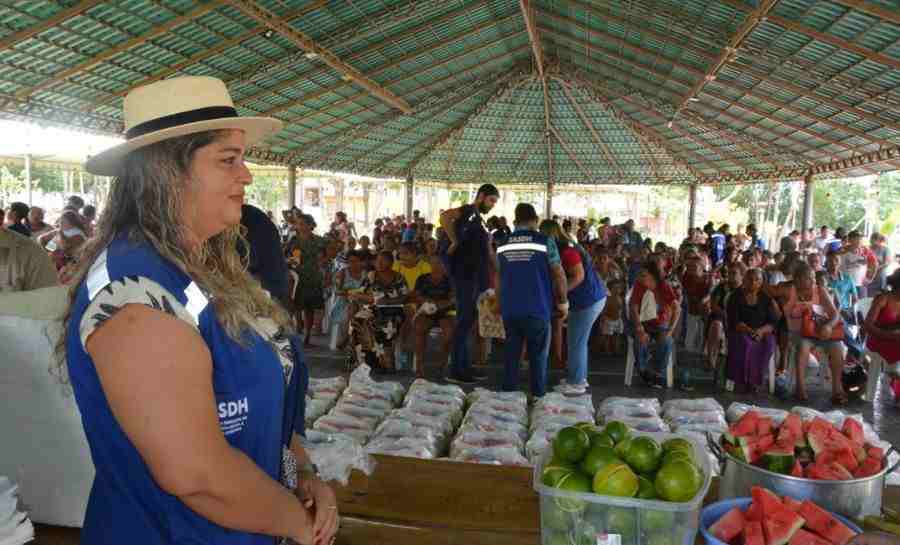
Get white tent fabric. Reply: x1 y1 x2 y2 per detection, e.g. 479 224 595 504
0 286 91 527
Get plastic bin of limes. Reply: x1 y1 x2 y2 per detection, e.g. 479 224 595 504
533 421 713 545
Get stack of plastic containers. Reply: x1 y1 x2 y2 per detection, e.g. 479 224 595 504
596 397 669 432
366 379 466 459
526 393 595 464
312 365 403 444
305 376 347 429
449 389 529 465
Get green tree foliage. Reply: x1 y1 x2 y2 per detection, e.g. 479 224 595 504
245 173 287 215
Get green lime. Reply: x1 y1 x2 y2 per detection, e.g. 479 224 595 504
590 432 615 450
541 464 575 487
574 421 598 435
604 421 630 444
654 460 703 502
543 504 571 531
554 471 592 512
615 436 633 458
663 449 694 466
636 475 657 499
624 436 663 475
580 445 621 477
643 510 675 532
661 437 693 454
592 462 639 497
606 507 636 538
553 427 591 464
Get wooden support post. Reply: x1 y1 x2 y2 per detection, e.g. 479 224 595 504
801 173 814 235
688 184 698 230
287 166 297 209
24 153 32 206
336 178 345 213
298 171 306 210
545 181 554 219
363 184 371 234
405 172 414 221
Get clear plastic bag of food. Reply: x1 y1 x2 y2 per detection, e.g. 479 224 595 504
405 399 463 427
312 414 376 444
450 446 530 466
534 392 595 414
598 414 670 433
386 407 457 438
450 429 524 458
466 388 528 409
305 398 331 427
348 364 405 405
598 396 661 414
407 379 465 403
331 402 390 425
308 376 348 398
662 398 724 415
365 436 439 459
404 389 466 412
338 392 395 413
530 398 594 422
598 405 662 421
726 402 788 424
663 408 728 428
528 413 583 434
468 400 529 423
300 430 375 484
671 421 729 435
461 411 529 440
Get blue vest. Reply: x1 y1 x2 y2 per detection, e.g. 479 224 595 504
567 243 608 311
497 230 553 321
710 233 726 265
66 235 305 545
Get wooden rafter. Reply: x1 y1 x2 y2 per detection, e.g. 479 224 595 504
697 146 900 185
674 0 780 118
520 0 545 79
0 0 106 52
551 0 893 128
14 2 225 100
546 33 888 165
549 125 593 183
557 78 624 179
267 21 525 122
828 0 900 24
541 21 895 150
678 110 787 169
84 1 328 111
296 53 531 158
221 0 411 113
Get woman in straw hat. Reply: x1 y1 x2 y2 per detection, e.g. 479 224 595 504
57 76 337 545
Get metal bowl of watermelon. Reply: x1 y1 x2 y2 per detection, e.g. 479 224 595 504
700 497 861 545
708 412 900 519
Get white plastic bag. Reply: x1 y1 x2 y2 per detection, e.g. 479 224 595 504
535 392 595 414
663 408 728 429
450 430 524 458
450 447 529 466
460 411 528 441
599 415 669 433
662 398 723 415
725 402 788 424
301 430 375 485
313 414 376 444
366 437 438 459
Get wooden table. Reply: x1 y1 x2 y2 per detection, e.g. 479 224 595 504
31 455 900 544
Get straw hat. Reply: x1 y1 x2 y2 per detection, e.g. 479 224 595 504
85 76 283 176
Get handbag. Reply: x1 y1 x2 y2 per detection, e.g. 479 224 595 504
801 308 844 341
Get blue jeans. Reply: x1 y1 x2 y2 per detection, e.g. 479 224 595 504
567 298 606 385
502 316 551 397
636 325 674 375
450 275 479 375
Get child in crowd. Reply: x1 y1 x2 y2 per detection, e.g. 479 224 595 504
597 279 625 354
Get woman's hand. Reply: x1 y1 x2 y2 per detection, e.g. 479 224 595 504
298 479 339 545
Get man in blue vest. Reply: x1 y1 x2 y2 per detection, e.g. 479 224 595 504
439 184 500 384
710 225 727 267
496 203 568 398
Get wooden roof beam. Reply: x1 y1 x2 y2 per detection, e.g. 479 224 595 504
14 1 225 100
540 20 895 149
544 31 890 158
84 0 329 111
828 0 900 24
697 146 900 184
547 2 892 128
674 0 780 119
222 0 411 113
519 0 545 79
767 15 900 70
0 0 106 52
557 78 625 179
548 125 593 183
262 16 524 119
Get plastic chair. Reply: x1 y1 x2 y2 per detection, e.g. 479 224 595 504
624 335 675 388
865 351 886 402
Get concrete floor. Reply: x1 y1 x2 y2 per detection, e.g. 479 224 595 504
302 335 900 449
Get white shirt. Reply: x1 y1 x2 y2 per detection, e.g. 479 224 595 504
839 248 868 287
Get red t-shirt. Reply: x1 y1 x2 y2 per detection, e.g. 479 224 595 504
560 246 582 270
631 280 677 327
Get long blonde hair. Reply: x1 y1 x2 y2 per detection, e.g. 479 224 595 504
54 130 292 382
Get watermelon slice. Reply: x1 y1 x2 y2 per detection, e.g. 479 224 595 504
757 417 775 437
784 497 804 512
867 446 884 460
778 414 803 445
758 434 776 451
834 449 859 472
763 445 796 474
752 486 784 518
853 456 881 478
798 500 856 545
764 508 806 545
746 499 763 522
807 421 833 455
791 460 804 477
841 418 864 447
744 520 765 545
738 436 765 464
789 528 833 545
806 462 854 481
728 410 761 441
709 506 745 542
